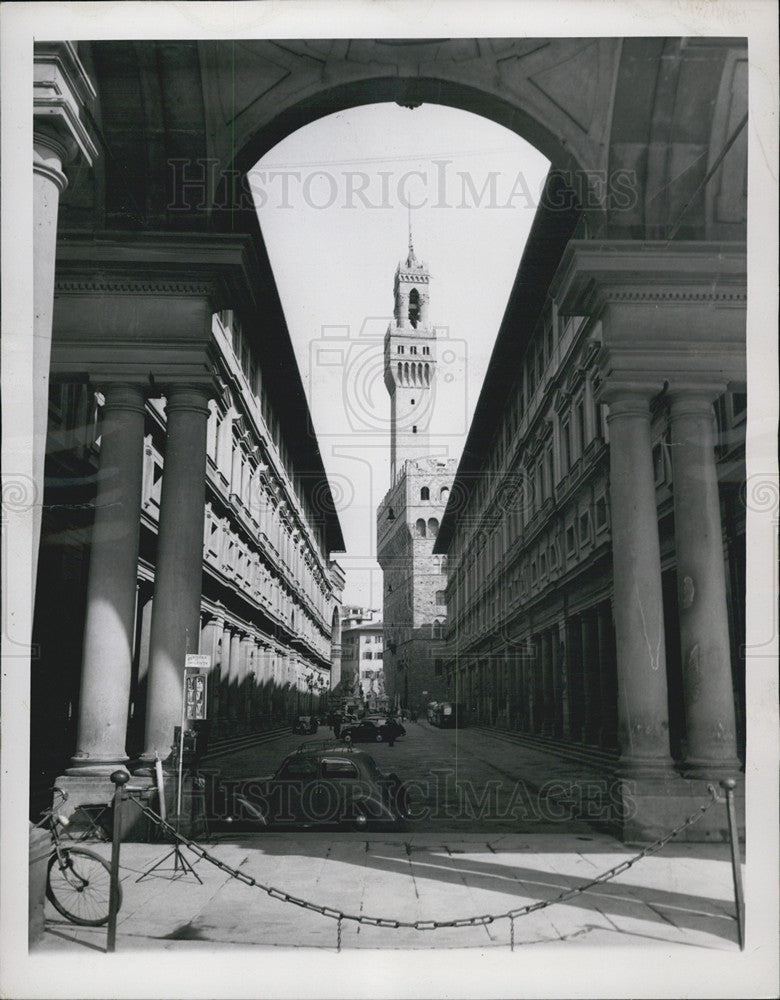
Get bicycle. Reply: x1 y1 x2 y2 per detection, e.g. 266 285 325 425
35 788 121 927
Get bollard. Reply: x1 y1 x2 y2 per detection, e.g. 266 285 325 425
720 778 745 950
107 770 129 952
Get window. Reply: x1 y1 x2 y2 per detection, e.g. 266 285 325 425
397 345 404 355
427 518 439 537
408 288 421 328
539 551 547 577
652 439 667 486
278 758 317 780
595 495 608 531
577 398 587 456
412 425 417 434
363 651 372 659
561 419 571 472
579 510 591 546
416 518 427 538
440 486 449 504
422 346 430 355
322 759 359 778
435 590 446 604
420 487 430 501
434 659 443 676
566 524 576 556
410 345 418 355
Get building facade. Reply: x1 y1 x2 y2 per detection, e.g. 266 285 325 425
376 237 456 715
435 191 747 840
340 617 387 712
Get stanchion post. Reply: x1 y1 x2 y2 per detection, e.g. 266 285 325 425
107 770 129 952
720 777 745 950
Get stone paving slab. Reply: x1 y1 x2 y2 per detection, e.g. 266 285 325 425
34 831 742 953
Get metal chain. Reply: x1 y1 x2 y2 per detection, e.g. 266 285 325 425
129 786 718 934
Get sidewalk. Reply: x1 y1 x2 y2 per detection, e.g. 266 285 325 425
35 830 742 952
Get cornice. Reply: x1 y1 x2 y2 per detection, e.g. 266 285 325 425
554 239 747 317
55 231 261 310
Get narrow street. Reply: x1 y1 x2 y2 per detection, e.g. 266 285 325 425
211 721 624 834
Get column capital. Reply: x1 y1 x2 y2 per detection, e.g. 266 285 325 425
598 380 657 418
666 381 728 416
164 383 213 417
100 382 148 415
34 42 98 167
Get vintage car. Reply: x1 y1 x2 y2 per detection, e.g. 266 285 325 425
341 717 405 745
292 715 318 735
219 745 409 829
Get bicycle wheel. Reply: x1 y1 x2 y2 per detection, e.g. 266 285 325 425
46 847 121 926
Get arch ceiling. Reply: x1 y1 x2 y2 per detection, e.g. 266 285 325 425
64 36 746 242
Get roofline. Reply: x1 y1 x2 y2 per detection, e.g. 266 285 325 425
435 170 581 553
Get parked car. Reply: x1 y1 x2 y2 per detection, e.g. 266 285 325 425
219 745 409 829
292 715 318 735
342 718 405 745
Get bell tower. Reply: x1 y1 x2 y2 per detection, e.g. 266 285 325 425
384 226 437 482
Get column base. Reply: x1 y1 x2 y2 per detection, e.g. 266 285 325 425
615 775 744 844
680 757 743 780
617 753 677 779
65 757 130 778
54 774 155 841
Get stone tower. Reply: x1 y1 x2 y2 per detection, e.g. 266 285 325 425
384 229 437 483
377 231 456 714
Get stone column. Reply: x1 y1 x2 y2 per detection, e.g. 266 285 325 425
551 628 565 738
580 610 601 744
142 385 210 761
200 612 224 728
218 624 233 734
68 384 146 774
240 635 255 729
32 44 97 586
596 602 618 749
564 619 584 741
668 389 741 776
603 388 674 775
541 631 555 735
228 632 243 723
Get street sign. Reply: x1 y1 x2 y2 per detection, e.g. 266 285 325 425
185 654 211 670
185 672 207 720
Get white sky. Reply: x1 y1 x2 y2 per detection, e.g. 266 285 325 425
253 102 550 607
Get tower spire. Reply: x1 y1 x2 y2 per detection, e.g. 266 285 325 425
407 206 415 266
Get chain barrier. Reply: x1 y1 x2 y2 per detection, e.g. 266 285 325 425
128 784 720 944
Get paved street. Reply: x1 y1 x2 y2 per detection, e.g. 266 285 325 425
35 723 744 954
210 720 618 833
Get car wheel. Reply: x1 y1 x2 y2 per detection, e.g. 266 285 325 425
375 732 383 743
344 733 352 744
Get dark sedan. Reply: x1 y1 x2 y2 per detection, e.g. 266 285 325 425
342 718 405 746
218 745 409 829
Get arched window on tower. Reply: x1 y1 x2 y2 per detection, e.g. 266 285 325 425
397 362 402 383
427 517 439 537
404 362 409 384
440 486 449 504
415 518 427 538
408 288 421 329
424 363 430 385
420 487 430 501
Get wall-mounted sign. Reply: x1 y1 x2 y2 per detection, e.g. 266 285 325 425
185 671 207 720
